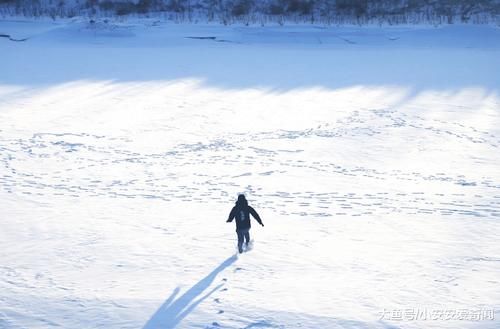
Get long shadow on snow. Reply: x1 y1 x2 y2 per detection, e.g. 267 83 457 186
143 254 237 329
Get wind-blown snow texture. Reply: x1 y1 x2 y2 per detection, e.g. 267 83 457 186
1 19 500 329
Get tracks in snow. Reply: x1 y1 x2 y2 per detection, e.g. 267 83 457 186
0 108 499 219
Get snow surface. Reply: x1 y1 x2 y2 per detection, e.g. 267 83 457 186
1 19 500 329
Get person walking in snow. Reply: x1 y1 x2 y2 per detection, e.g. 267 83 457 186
226 194 264 253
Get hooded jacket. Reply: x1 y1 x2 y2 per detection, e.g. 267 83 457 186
227 195 263 231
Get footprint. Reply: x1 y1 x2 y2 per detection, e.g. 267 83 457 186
217 310 224 314
214 298 221 304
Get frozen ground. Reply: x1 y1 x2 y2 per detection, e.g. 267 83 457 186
1 19 500 329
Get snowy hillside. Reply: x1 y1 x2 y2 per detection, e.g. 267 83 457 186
1 20 500 329
1 0 500 25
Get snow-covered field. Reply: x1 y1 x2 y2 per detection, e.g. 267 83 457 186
1 19 500 329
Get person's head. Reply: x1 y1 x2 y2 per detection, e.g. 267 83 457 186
236 194 248 206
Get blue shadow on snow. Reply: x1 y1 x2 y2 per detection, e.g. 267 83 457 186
143 254 237 329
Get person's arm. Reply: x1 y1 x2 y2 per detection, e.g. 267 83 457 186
227 207 236 223
249 206 264 226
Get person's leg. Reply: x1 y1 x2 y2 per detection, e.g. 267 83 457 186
236 230 244 253
244 229 250 246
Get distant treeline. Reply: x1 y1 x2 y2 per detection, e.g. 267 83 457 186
1 0 499 25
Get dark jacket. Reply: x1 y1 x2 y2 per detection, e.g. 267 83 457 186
227 199 263 231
